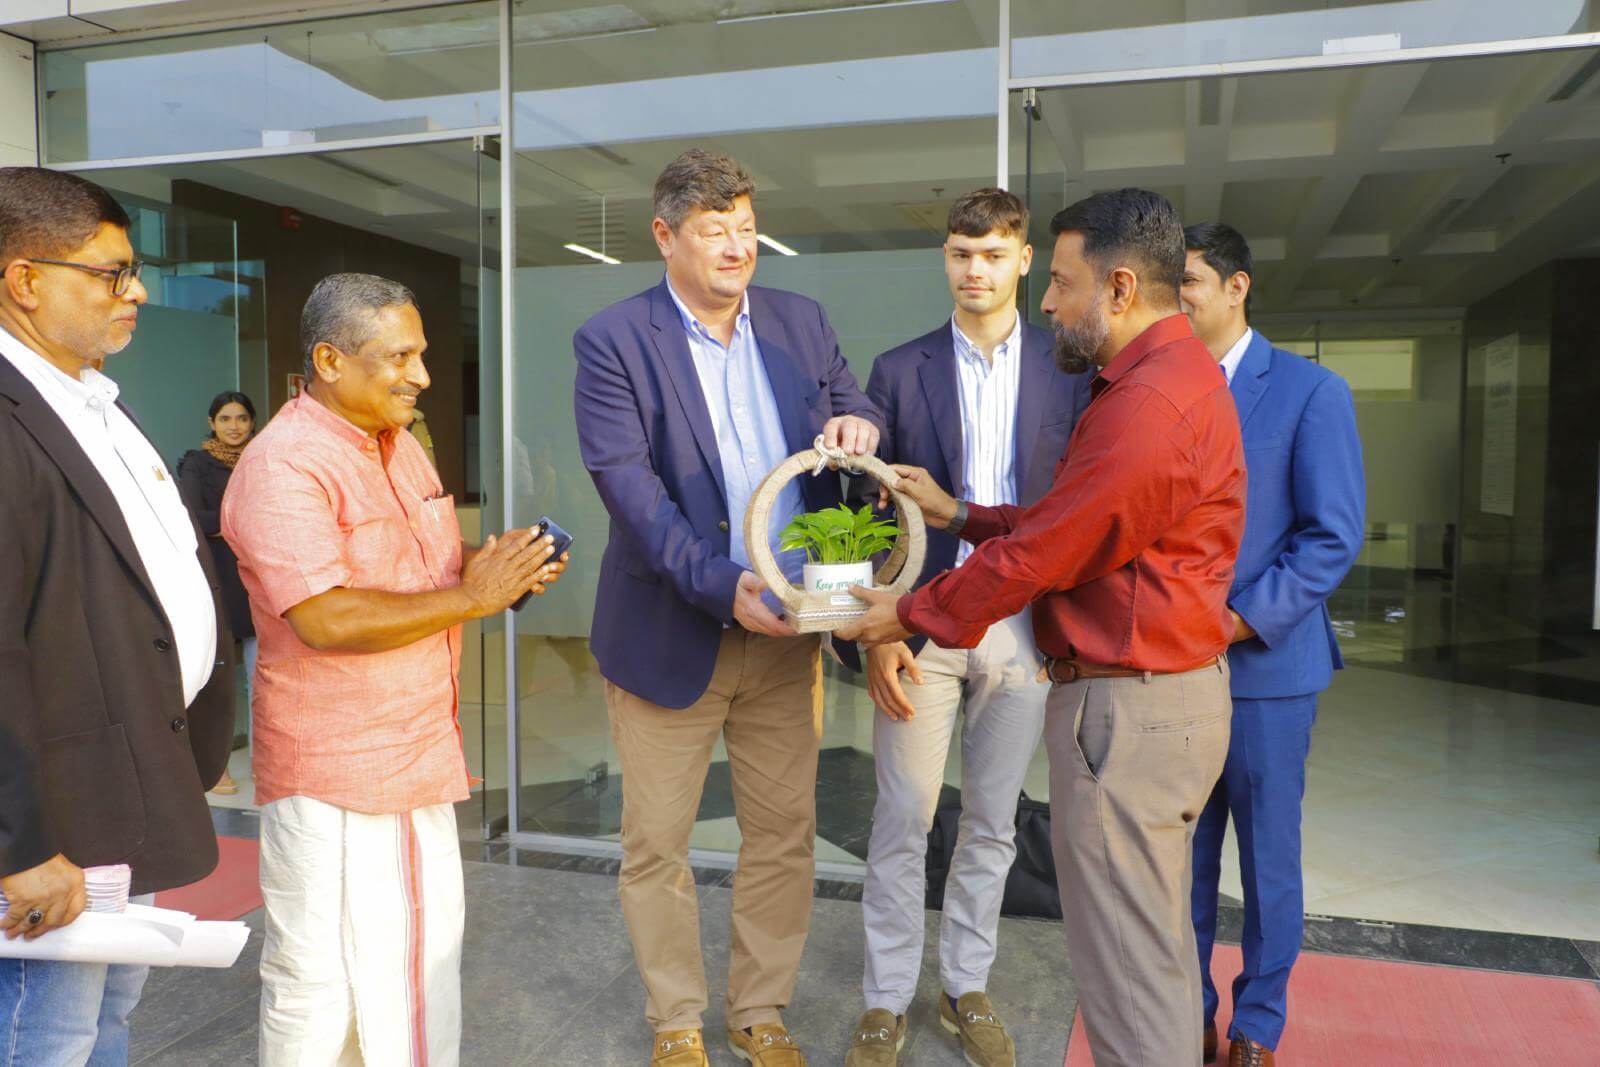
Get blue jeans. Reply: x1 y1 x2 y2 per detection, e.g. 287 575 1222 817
0 896 154 1067
1191 695 1317 1051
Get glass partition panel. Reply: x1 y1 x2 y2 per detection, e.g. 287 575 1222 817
79 137 494 824
509 0 1001 861
42 1 500 163
83 196 242 471
1010 0 1599 83
1016 45 1600 942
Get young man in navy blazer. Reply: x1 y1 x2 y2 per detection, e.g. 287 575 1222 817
843 189 1091 1067
574 149 881 1067
1180 222 1365 1067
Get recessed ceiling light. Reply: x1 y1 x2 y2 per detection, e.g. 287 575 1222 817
757 234 798 256
564 242 620 265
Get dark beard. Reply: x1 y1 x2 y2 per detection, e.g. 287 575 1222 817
1051 298 1109 375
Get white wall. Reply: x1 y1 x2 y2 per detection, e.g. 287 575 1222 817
0 32 35 166
1350 334 1463 571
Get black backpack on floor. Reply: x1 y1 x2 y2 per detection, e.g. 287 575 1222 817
925 792 1061 921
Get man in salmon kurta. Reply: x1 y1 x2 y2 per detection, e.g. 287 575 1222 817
223 273 564 1067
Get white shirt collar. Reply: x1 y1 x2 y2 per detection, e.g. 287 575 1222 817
952 311 1022 364
1219 327 1254 385
0 325 119 415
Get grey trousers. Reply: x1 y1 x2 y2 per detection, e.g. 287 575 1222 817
861 611 1048 1014
1044 660 1232 1067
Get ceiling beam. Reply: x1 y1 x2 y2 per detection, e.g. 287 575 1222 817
1266 61 1430 307
1183 76 1237 222
1180 0 1244 222
1354 50 1600 304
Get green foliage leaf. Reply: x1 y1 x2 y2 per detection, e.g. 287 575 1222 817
778 504 902 563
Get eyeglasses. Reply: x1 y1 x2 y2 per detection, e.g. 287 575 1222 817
30 258 145 297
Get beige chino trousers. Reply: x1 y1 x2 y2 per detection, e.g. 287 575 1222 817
606 629 824 1034
1044 660 1232 1067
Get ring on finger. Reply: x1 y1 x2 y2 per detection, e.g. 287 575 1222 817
25 908 44 927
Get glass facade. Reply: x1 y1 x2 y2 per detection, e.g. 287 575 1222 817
1010 0 1600 81
1015 44 1600 939
41 2 500 162
504 0 1001 857
42 1 1600 940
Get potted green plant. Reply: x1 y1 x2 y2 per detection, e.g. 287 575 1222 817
778 503 902 607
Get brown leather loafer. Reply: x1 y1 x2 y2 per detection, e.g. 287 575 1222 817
845 1008 906 1066
1204 1022 1218 1063
938 991 1015 1067
651 1028 709 1066
1228 1035 1275 1066
728 1021 807 1066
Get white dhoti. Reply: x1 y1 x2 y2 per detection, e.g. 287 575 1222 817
258 796 464 1067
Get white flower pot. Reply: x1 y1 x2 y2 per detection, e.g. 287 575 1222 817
803 561 874 609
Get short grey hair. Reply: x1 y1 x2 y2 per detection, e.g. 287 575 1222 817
652 149 755 232
300 272 418 375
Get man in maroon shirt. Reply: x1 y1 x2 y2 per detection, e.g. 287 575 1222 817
840 188 1246 1067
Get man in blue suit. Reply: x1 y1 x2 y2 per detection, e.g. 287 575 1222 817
844 189 1091 1067
574 149 881 1067
1180 222 1365 1067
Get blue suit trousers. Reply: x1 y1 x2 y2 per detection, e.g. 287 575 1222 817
1191 694 1317 1050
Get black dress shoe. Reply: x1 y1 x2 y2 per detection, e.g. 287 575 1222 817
1203 1023 1217 1063
1228 1036 1274 1066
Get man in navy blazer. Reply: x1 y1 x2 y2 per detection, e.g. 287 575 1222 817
843 190 1091 1067
574 149 880 1067
1181 222 1365 1066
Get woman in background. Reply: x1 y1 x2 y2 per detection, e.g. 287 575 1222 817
178 390 258 796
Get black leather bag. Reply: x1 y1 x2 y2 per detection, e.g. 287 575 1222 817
925 792 1062 921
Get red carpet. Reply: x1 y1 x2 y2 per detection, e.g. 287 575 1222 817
153 835 262 921
1064 943 1600 1065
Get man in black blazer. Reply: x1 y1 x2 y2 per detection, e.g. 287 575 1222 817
844 189 1092 1067
0 168 233 1064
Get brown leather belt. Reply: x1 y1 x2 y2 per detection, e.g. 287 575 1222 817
1040 656 1219 684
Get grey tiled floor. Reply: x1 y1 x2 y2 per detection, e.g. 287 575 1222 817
130 859 1076 1066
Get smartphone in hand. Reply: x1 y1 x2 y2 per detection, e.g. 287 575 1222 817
511 517 573 612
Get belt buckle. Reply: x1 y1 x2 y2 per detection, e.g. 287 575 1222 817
1044 657 1081 683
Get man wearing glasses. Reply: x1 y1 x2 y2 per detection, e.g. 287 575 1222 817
0 167 236 1063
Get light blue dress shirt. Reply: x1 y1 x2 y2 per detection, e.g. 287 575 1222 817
666 280 805 580
951 313 1023 564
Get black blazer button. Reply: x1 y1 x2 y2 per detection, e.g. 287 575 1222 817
718 520 730 532
170 717 187 732
154 637 172 652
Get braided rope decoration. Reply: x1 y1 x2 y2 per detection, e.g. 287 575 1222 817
743 436 927 633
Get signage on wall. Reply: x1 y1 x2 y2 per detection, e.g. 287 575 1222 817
1479 334 1518 517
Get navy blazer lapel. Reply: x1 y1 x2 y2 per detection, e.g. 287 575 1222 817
747 289 810 453
1013 324 1052 493
647 280 727 499
0 358 162 610
917 326 963 492
1230 329 1273 432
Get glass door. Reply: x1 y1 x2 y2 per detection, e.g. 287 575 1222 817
79 136 499 822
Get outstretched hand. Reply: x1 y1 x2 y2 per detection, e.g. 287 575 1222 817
821 415 880 465
834 585 912 647
875 465 958 528
733 570 798 637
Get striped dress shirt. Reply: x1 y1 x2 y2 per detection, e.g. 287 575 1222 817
951 313 1023 564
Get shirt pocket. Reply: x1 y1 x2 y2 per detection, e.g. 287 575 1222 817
418 494 464 581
